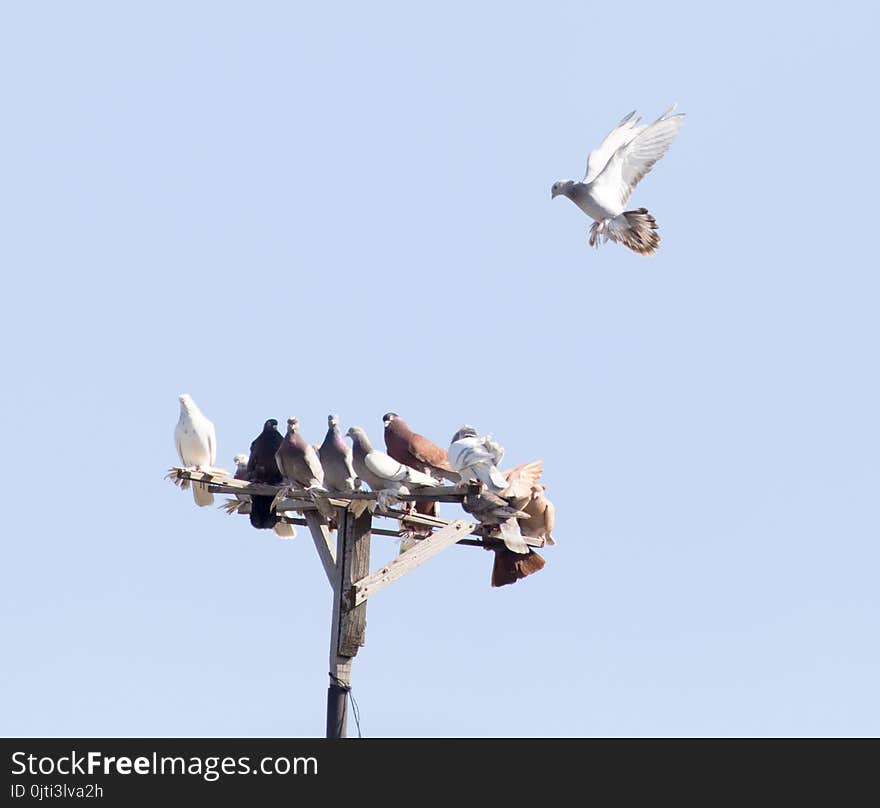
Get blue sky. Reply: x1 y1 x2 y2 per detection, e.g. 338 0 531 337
2 0 878 737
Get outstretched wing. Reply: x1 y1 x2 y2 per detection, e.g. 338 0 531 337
590 106 684 209
502 460 544 504
584 110 645 183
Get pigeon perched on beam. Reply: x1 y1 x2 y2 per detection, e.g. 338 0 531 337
383 412 459 526
221 453 252 514
347 426 438 509
225 452 295 538
383 413 460 483
519 484 556 546
174 393 217 507
551 104 684 254
275 417 325 490
246 419 283 530
447 425 508 493
319 415 358 493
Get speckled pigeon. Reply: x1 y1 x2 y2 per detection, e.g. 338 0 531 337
551 104 684 254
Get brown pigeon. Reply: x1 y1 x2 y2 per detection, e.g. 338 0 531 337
383 412 458 524
469 461 551 587
489 547 546 588
383 413 460 482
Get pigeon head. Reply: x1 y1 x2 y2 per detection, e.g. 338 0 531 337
346 426 373 451
178 393 193 407
551 180 572 200
287 417 299 432
264 419 278 431
233 453 249 468
451 425 479 443
328 414 340 427
382 412 399 427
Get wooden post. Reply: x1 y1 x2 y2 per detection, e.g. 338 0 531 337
326 506 372 738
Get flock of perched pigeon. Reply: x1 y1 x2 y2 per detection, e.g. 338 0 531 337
173 394 555 587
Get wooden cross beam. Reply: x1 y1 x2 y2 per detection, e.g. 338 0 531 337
167 464 553 738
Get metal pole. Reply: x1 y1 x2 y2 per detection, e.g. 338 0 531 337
326 679 348 738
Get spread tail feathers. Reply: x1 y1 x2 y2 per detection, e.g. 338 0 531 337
589 208 660 255
491 548 546 588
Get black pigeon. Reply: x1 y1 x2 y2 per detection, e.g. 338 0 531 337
246 418 283 529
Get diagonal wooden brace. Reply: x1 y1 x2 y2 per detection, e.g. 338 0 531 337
349 520 476 608
304 512 337 588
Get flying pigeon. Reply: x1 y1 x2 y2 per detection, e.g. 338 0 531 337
447 425 508 493
275 417 325 490
347 426 439 507
174 393 217 507
246 418 283 530
551 104 684 254
319 415 358 493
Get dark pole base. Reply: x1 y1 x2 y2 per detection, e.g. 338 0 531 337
326 681 348 738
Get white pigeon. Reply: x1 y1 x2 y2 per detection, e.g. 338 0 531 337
447 425 509 493
174 393 217 507
551 104 684 255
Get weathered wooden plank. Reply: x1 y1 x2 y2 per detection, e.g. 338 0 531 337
304 512 337 588
337 508 372 658
171 467 546 546
351 520 475 607
377 508 545 547
273 497 350 512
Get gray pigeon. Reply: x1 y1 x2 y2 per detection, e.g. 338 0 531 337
346 427 438 494
319 414 358 492
275 417 325 489
174 393 216 507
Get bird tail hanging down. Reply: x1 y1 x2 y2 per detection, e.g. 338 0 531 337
590 208 660 255
491 548 546 588
192 481 214 507
249 495 278 530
